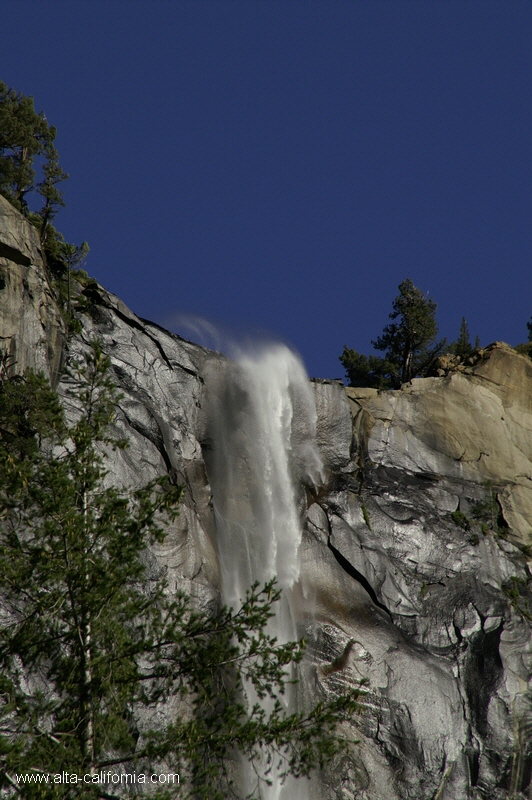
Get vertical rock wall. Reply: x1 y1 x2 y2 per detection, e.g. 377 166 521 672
0 195 65 383
306 351 532 800
2 200 532 799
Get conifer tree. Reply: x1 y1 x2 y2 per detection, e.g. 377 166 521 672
37 139 69 240
0 344 361 798
0 80 88 296
451 317 473 359
340 279 445 389
0 81 52 212
372 279 445 384
338 347 396 389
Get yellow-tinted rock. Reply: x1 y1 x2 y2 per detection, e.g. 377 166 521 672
348 343 532 547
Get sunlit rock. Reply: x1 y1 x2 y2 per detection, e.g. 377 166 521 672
3 199 532 799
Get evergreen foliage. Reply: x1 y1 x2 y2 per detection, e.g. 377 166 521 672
372 279 445 384
0 80 88 294
0 81 57 214
0 345 361 798
340 278 445 389
338 348 396 390
450 317 474 359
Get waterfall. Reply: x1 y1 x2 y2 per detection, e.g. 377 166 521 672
203 341 323 799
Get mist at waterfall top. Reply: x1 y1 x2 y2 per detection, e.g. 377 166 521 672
170 314 325 493
2 2 531 378
166 313 298 363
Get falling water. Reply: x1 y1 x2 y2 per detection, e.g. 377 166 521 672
203 341 324 800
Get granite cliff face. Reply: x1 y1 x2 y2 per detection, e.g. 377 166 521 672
0 195 65 383
2 201 532 799
311 353 532 800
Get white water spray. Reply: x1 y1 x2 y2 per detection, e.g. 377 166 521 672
204 341 323 799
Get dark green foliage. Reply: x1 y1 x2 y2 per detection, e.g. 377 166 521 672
38 223 89 282
340 278 445 389
450 510 483 545
513 317 532 358
372 279 445 385
140 580 361 800
514 342 532 358
0 80 68 231
36 139 68 237
0 343 176 792
339 347 396 389
0 346 361 798
40 225 90 322
0 81 54 213
0 363 65 461
450 317 474 359
451 510 470 531
450 485 510 548
503 577 532 622
470 483 509 537
0 80 89 307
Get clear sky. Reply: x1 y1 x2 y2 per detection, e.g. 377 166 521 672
2 1 531 379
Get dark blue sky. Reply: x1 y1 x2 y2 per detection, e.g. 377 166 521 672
2 1 531 378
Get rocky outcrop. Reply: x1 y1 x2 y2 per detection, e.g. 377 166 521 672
307 355 532 799
350 343 532 549
0 195 65 383
65 300 532 799
59 282 221 599
3 199 532 799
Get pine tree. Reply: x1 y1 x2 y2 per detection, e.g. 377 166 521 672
36 139 69 240
451 317 473 359
339 347 396 389
0 344 361 798
372 279 445 385
0 80 88 301
0 81 56 213
340 279 445 389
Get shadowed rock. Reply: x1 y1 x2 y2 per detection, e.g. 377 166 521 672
3 199 532 799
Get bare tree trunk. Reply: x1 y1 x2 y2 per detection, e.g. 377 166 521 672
402 345 413 383
81 488 96 771
80 616 96 770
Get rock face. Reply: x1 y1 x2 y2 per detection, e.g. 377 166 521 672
3 201 532 799
310 355 532 800
0 195 65 383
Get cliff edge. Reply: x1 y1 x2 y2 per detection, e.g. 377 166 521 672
2 199 532 799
